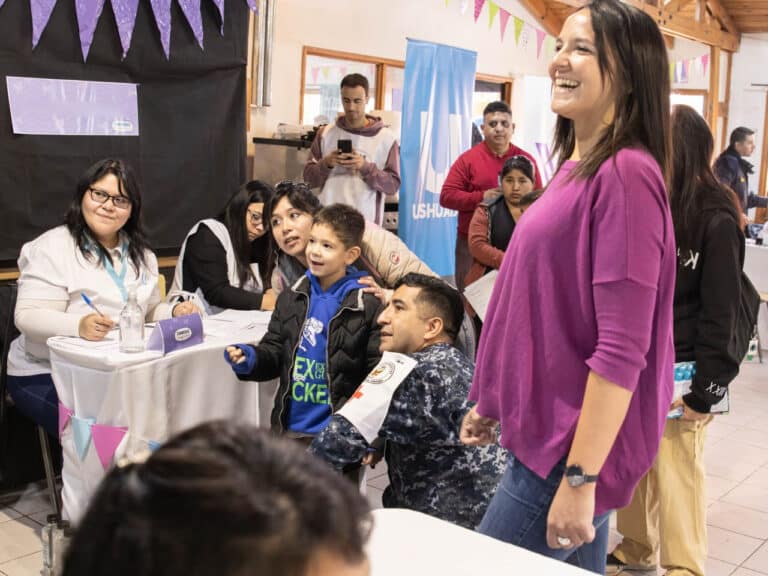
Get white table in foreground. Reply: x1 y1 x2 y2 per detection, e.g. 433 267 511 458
745 242 768 350
48 310 272 523
367 509 593 575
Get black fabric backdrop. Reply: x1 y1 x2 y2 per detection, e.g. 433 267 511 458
0 0 249 263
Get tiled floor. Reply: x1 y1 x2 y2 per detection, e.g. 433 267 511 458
1 360 766 575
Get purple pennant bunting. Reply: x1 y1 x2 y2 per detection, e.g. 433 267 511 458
149 0 172 59
30 0 58 48
211 0 224 34
76 0 107 61
178 0 204 49
110 0 140 59
0 0 5 8
246 0 257 13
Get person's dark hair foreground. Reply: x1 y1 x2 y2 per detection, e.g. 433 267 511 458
62 421 372 576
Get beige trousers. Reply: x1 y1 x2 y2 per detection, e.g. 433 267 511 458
613 417 712 576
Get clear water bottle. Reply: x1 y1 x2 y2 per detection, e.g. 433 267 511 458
119 285 144 353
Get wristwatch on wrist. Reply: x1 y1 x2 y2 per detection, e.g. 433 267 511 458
565 464 598 487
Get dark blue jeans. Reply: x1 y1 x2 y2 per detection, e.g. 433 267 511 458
478 457 611 574
7 372 59 438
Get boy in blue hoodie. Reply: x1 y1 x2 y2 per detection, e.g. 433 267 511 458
225 204 383 437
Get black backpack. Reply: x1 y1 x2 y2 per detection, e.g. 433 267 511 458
730 272 761 362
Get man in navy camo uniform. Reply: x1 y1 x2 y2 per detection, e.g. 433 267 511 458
310 273 507 529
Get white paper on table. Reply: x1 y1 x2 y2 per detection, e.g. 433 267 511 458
337 352 417 444
204 309 272 339
463 270 499 322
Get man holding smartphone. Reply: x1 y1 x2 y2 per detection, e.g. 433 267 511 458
304 73 400 226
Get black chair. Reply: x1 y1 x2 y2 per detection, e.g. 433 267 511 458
0 282 62 518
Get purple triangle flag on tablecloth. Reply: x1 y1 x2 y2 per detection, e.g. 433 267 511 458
149 0 172 59
110 0 140 59
30 0 58 48
58 402 73 438
92 424 128 470
211 0 224 34
178 0 204 49
75 0 107 61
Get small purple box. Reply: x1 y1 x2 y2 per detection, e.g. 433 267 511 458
147 314 203 355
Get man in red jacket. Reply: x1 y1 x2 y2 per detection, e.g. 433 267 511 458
440 101 541 292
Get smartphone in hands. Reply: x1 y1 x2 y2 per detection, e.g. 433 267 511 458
337 139 353 154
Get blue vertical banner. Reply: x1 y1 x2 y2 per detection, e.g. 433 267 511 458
399 40 477 277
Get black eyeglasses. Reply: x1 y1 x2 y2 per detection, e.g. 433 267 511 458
88 188 132 209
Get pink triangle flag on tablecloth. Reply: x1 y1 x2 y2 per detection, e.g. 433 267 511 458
92 425 128 470
535 28 546 58
178 0 204 49
474 0 485 21
75 0 106 61
110 0 140 59
499 8 511 41
30 0 58 48
149 0 172 59
58 402 73 438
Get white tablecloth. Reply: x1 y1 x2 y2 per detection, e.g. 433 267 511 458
745 243 768 350
367 509 593 575
48 310 274 522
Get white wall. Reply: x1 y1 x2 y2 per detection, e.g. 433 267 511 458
251 0 552 137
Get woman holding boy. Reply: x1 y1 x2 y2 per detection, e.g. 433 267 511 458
225 202 382 436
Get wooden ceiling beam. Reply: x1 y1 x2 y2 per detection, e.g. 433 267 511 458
517 0 566 35
706 0 740 34
662 0 696 16
624 0 739 50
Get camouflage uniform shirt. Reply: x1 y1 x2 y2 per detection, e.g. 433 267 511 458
310 342 508 529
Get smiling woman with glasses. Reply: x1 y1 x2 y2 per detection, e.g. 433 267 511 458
6 158 184 439
168 180 277 313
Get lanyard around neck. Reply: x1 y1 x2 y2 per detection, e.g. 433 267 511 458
100 241 130 302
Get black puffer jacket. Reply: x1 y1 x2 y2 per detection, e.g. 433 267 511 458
674 197 745 413
238 275 383 432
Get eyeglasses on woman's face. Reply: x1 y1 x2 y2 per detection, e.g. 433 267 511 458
88 187 132 210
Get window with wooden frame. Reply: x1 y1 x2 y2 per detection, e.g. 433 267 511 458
300 46 512 126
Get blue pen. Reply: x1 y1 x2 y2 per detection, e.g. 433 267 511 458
81 293 106 317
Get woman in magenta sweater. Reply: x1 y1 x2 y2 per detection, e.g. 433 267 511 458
460 0 675 572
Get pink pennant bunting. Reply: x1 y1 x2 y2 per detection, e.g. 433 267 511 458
149 0 172 59
682 59 690 82
178 0 204 49
211 0 224 34
75 0 106 61
110 0 139 59
474 0 485 21
535 28 546 58
30 0 58 49
92 425 128 470
58 402 73 438
311 67 319 85
701 54 709 77
499 8 511 41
